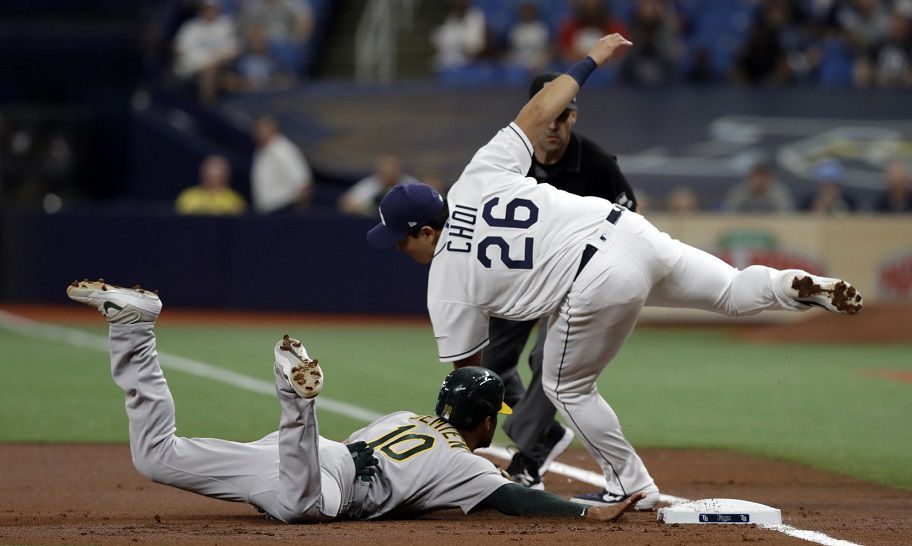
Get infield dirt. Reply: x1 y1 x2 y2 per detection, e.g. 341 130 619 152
2 444 910 545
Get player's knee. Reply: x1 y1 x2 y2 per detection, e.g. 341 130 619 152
542 375 575 403
272 500 325 524
131 453 168 484
130 443 179 485
725 265 780 316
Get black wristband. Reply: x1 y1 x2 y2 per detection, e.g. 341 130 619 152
566 56 597 88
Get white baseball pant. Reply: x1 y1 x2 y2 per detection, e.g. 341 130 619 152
541 210 807 496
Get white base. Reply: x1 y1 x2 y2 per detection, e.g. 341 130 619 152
658 498 782 525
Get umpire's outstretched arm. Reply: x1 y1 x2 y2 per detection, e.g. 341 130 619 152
514 33 632 145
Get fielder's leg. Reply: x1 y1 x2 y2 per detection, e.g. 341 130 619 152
645 241 862 316
540 255 659 510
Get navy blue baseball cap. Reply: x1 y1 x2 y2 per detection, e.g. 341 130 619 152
366 182 446 249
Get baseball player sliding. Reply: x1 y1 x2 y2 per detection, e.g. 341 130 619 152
366 33 863 510
66 279 643 523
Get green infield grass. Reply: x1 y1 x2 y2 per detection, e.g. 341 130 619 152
1 314 910 491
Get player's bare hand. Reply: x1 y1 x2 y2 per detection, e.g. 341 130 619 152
584 492 646 522
586 33 633 66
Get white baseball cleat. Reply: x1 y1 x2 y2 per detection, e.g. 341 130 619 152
274 334 323 399
572 485 660 511
788 273 863 315
67 279 162 324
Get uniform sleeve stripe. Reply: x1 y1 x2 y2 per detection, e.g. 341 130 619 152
508 124 533 158
440 338 490 361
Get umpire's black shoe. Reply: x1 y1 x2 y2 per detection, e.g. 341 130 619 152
506 452 544 490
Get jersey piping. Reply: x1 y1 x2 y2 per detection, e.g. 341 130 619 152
439 337 490 361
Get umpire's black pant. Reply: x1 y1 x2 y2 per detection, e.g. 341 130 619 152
483 316 565 465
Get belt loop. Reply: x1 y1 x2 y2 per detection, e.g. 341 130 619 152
607 206 622 225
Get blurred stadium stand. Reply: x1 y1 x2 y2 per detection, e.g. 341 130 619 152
1 0 911 313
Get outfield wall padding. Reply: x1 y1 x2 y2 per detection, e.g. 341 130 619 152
2 208 911 314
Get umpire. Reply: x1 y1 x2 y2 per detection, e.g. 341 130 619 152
487 72 637 489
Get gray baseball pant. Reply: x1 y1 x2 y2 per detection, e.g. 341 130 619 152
108 323 356 523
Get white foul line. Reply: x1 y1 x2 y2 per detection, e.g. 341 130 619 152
0 310 383 423
0 309 862 546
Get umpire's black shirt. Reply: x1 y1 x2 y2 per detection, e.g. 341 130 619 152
526 132 637 212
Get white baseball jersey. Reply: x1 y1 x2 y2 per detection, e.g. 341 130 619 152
346 411 510 518
428 123 616 361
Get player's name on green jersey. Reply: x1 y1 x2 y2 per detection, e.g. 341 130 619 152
410 415 469 451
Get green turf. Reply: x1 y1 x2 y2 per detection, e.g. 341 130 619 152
1 318 910 491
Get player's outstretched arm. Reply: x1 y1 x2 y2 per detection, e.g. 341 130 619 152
514 33 632 145
584 492 645 521
477 483 641 521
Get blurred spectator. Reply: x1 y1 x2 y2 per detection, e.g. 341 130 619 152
823 0 888 86
338 154 419 217
251 116 313 214
226 26 295 92
733 1 790 85
873 159 912 212
768 0 821 82
684 48 718 83
860 6 912 87
172 0 239 103
840 0 891 51
557 0 629 65
240 0 314 73
803 159 855 215
665 186 700 214
175 154 247 215
722 162 796 213
621 0 682 85
431 0 488 70
507 2 551 73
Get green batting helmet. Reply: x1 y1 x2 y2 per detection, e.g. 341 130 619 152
435 367 512 428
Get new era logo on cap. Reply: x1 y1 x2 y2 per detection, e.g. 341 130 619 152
366 182 445 249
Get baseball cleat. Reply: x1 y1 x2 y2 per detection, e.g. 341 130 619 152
505 451 545 490
67 279 161 324
274 334 323 399
788 274 863 315
572 485 660 511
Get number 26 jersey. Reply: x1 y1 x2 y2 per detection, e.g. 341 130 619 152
428 122 616 361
